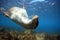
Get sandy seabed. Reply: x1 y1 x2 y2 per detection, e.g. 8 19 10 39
0 27 60 40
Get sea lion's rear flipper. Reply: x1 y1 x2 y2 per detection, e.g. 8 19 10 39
0 8 11 17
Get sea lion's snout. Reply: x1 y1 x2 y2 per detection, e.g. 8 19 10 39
33 15 38 20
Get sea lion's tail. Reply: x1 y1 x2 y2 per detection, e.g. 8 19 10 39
0 8 11 17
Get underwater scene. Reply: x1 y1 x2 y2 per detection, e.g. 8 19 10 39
0 0 60 40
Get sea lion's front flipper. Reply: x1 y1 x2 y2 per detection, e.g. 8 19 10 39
0 8 11 17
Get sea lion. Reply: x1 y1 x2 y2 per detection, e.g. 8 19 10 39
0 7 39 29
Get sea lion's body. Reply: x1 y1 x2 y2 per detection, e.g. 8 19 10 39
9 7 32 24
0 7 39 29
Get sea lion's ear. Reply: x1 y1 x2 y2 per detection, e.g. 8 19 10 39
0 8 11 17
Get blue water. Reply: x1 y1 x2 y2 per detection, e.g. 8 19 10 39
0 0 60 34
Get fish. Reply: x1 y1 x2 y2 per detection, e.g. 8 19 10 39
0 6 39 29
